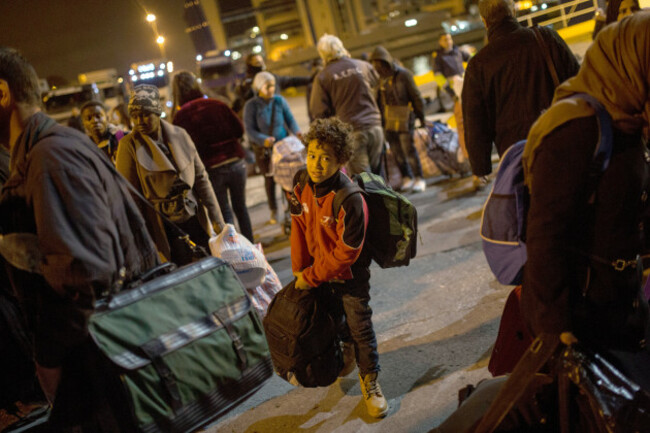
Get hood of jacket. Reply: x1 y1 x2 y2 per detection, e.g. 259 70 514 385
370 46 394 69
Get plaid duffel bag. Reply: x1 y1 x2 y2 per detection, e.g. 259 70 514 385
89 257 272 433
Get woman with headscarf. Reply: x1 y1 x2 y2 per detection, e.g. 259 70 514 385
116 84 225 265
592 0 641 38
243 71 301 225
172 70 254 242
521 12 650 355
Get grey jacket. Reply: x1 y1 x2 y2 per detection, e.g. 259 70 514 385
310 56 382 130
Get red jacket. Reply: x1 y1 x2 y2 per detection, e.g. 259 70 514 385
173 97 245 168
290 170 368 287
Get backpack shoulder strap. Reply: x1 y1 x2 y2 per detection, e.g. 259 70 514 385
573 93 613 171
332 181 363 221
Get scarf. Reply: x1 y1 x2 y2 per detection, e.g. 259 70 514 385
523 11 650 188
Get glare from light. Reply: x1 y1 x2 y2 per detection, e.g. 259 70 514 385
252 45 262 54
451 25 458 31
541 3 548 8
459 22 466 29
146 13 156 22
128 69 135 76
280 33 289 40
157 70 164 77
166 101 173 108
197 78 202 83
137 63 155 73
117 77 124 83
157 35 165 45
196 54 203 61
132 76 138 82
224 50 231 56
405 19 418 27
167 61 174 73
531 5 538 11
232 51 241 60
161 112 167 118
160 63 166 70
252 26 260 33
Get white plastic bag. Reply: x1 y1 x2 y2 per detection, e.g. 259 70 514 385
271 136 306 192
209 224 266 289
246 243 283 318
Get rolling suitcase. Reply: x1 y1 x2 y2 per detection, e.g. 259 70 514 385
88 257 273 433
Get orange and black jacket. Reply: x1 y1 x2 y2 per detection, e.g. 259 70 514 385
290 169 368 288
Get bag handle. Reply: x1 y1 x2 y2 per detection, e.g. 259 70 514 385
532 26 560 88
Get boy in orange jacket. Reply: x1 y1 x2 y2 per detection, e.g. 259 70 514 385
290 117 388 418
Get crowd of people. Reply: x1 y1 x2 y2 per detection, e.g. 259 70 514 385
1 0 649 430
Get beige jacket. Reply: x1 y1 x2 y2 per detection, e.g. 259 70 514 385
116 119 224 261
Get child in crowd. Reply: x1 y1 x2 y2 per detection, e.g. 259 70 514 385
290 117 388 418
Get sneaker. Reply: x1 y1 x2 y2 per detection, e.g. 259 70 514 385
400 177 415 191
339 341 356 377
359 372 388 418
412 178 426 193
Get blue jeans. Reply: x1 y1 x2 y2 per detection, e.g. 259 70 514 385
207 160 254 242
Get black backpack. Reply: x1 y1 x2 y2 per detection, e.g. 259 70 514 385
262 281 342 387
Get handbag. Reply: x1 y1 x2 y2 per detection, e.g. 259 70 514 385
89 257 273 432
382 76 412 132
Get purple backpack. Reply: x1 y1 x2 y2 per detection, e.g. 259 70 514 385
480 93 613 285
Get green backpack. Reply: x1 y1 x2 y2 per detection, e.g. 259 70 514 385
333 172 418 268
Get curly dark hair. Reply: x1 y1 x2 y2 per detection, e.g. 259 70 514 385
302 117 353 164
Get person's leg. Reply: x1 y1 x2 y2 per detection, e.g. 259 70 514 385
253 146 278 221
228 160 254 242
387 130 412 179
366 126 386 176
340 279 387 418
346 129 371 176
208 166 234 225
401 131 426 192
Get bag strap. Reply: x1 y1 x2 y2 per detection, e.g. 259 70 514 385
332 181 363 222
532 26 560 88
267 98 277 137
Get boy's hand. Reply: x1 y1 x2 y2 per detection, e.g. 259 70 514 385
295 272 311 290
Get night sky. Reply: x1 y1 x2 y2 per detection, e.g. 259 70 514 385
0 0 197 84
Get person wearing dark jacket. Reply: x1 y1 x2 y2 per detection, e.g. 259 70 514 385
370 45 427 192
232 53 312 116
172 71 254 242
522 12 650 362
461 0 580 178
310 34 384 176
0 47 160 431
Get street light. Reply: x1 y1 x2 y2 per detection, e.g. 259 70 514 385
156 35 165 45
146 13 156 22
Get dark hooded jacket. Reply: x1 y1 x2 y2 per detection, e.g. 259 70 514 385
370 46 426 129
